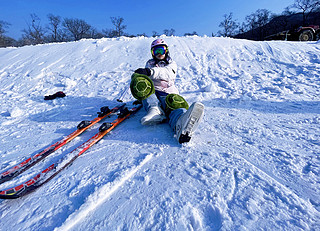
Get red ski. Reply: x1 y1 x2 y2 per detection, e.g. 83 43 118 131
0 104 142 199
0 104 125 185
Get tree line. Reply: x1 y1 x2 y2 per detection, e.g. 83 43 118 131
1 0 319 47
217 0 320 39
0 15 181 47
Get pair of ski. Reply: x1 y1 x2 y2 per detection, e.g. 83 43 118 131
0 103 142 199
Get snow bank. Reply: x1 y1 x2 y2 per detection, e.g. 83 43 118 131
0 36 319 230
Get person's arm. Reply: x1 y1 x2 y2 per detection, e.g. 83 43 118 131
147 61 177 82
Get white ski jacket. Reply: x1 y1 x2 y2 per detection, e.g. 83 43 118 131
145 58 179 94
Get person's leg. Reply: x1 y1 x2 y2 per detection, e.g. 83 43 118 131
163 94 204 143
142 93 159 111
168 108 185 129
141 94 166 125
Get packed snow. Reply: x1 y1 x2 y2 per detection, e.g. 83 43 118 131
0 36 319 230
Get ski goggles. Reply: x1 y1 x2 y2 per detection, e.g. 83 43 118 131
151 45 168 56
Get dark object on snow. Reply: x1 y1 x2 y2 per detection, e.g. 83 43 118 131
265 25 320 41
44 91 66 100
135 68 151 76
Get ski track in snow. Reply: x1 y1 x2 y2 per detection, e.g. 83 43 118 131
0 37 320 230
56 153 154 231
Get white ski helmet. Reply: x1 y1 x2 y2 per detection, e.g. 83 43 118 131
151 39 168 49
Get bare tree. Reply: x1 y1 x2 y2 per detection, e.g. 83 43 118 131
0 20 14 47
152 31 160 37
238 22 247 34
62 18 92 41
184 31 198 36
102 28 118 38
22 14 46 45
89 28 104 39
282 6 295 16
255 9 272 39
292 0 320 25
244 9 270 31
110 16 127 37
163 28 175 36
47 14 62 42
255 9 272 28
0 20 10 37
242 9 271 39
217 12 239 37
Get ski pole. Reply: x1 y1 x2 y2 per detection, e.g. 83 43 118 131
116 85 130 102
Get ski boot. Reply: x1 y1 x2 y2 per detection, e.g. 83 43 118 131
141 105 166 125
175 102 204 143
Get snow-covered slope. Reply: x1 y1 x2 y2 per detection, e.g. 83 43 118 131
0 36 319 230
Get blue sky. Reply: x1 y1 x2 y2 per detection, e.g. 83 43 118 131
2 0 294 39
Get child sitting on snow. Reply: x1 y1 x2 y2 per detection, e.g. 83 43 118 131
130 38 204 143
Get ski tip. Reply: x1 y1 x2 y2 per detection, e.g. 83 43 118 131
0 185 26 199
0 193 20 199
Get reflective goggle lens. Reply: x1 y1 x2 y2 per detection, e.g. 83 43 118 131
152 46 167 56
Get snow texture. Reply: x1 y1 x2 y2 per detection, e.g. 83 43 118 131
0 36 320 230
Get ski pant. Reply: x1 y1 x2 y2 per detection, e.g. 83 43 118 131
142 91 186 130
